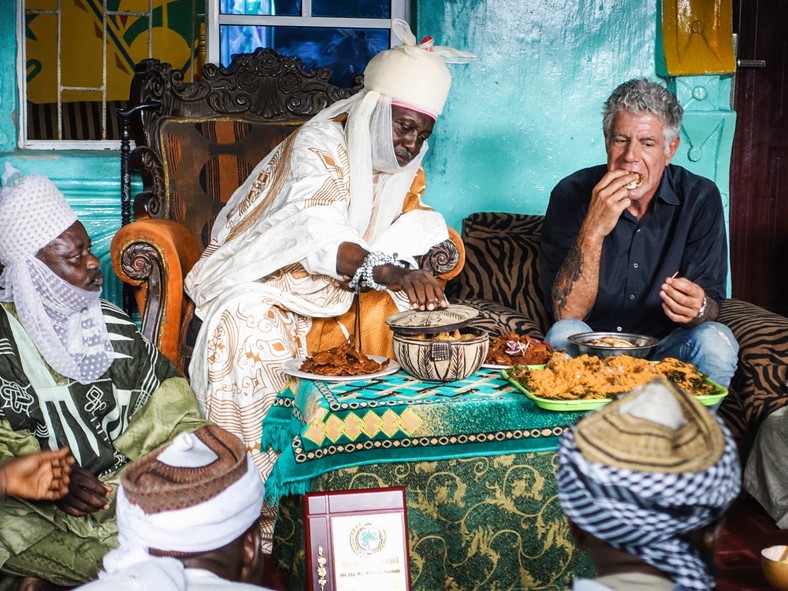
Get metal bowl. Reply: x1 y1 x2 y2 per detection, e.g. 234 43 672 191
568 332 660 359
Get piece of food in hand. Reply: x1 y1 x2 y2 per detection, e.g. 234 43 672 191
485 333 554 366
300 340 389 376
624 171 643 190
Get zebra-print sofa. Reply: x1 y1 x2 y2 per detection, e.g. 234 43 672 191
445 212 788 450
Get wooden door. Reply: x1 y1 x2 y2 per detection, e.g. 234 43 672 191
729 0 788 317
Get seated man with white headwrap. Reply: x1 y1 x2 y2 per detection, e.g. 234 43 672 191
557 377 741 591
75 425 272 591
0 165 207 591
184 20 474 548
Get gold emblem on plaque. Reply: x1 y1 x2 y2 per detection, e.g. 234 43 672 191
349 521 387 556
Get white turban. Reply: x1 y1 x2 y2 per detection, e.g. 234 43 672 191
364 19 476 118
91 427 265 591
0 163 77 265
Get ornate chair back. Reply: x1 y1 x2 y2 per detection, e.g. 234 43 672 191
112 50 361 370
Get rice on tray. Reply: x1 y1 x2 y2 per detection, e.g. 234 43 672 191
507 353 717 400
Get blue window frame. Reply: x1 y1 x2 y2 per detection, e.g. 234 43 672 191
208 0 408 87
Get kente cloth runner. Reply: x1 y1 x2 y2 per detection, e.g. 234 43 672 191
262 367 587 501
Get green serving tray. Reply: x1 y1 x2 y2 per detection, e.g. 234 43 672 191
502 368 728 412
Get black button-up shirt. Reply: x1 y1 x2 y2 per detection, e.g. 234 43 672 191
541 164 728 339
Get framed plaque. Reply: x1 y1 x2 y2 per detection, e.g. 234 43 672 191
303 487 410 591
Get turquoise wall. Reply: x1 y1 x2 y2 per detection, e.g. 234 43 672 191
1 0 734 305
416 0 734 233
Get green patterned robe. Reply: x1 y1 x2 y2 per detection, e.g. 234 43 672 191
0 301 207 588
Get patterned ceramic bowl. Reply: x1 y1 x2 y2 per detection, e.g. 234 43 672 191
391 328 489 382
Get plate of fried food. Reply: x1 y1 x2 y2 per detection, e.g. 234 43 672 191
503 353 726 411
481 333 554 369
281 340 400 382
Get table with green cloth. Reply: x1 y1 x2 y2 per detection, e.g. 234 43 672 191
263 367 594 590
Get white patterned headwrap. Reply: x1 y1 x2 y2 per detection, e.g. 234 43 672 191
0 163 113 384
0 163 77 263
557 377 741 591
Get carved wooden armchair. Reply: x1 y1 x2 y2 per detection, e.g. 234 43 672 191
111 50 462 371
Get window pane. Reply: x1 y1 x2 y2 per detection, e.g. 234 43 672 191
26 11 57 104
26 0 57 10
312 0 390 18
220 25 388 87
112 0 152 11
220 0 299 16
62 18 104 88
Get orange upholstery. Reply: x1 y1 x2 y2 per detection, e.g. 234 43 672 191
111 218 201 364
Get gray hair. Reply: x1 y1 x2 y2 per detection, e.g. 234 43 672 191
602 79 683 152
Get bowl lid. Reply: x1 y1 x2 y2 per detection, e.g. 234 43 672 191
385 304 480 335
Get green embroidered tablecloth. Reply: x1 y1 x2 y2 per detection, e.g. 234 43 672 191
263 367 594 590
272 453 595 591
262 367 588 501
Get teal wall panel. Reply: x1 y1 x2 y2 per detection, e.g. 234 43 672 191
0 1 17 152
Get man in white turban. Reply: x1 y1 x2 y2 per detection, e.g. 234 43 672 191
0 164 206 591
184 19 474 549
75 425 273 591
557 377 741 591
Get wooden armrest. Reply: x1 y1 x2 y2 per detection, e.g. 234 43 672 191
110 218 202 364
421 227 465 281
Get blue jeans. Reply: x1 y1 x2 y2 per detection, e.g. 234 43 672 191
544 318 739 389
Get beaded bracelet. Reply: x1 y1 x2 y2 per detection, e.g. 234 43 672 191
348 251 405 291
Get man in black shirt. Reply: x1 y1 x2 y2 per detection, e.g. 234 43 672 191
541 78 738 388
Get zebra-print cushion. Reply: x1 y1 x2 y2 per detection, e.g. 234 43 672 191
717 298 788 441
445 213 550 333
451 297 545 338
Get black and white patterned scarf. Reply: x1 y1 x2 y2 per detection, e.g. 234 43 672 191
557 421 740 590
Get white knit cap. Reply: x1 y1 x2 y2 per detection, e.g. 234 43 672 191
0 163 77 265
363 19 476 118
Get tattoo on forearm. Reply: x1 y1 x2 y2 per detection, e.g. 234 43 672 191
552 244 583 315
